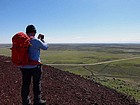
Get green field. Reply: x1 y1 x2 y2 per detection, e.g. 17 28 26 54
0 43 140 101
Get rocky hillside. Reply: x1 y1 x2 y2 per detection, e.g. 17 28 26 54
0 55 139 105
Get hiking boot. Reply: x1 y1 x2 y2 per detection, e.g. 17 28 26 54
22 103 31 105
22 99 31 105
33 99 46 105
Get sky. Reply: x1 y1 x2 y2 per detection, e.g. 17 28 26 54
0 0 140 43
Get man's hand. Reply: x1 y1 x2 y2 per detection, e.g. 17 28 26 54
38 34 45 42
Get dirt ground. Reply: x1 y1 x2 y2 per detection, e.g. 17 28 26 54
0 55 139 105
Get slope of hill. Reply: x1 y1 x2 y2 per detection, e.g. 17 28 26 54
0 55 139 105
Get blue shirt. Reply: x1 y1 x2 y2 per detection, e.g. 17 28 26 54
20 38 48 68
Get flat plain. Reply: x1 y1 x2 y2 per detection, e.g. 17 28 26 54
0 43 140 101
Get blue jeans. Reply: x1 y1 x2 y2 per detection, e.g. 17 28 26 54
20 65 42 105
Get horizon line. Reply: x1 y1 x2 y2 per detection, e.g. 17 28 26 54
1 42 140 44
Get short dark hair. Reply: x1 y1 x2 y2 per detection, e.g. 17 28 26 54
26 25 36 34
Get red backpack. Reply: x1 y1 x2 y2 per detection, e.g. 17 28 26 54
11 32 31 66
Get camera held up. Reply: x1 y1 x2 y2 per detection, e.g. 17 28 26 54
38 34 45 42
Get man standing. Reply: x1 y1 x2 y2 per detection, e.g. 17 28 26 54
20 25 48 105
